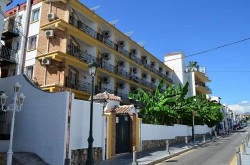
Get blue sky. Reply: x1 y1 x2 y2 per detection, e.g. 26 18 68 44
7 0 250 113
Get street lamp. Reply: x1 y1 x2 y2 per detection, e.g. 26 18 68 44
192 110 195 144
86 61 98 165
0 82 25 165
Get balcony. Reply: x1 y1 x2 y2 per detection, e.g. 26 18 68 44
65 77 91 94
0 44 18 66
95 86 114 95
68 16 173 83
116 91 130 103
2 19 19 40
130 54 141 64
67 45 98 64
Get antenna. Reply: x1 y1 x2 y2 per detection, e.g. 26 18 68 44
125 31 134 38
90 5 100 12
109 20 119 27
137 41 145 47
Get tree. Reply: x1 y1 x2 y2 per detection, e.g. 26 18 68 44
187 61 199 72
128 79 178 125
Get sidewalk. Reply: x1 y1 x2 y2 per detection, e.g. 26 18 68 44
96 136 215 165
241 140 250 165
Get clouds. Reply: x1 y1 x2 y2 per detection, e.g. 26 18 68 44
228 101 250 114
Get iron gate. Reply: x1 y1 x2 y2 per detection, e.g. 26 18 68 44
116 114 131 154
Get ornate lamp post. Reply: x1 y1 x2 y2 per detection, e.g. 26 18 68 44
0 82 26 165
86 61 98 165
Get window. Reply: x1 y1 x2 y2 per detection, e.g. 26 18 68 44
18 15 22 26
31 8 40 22
16 41 20 50
26 66 33 79
28 35 37 50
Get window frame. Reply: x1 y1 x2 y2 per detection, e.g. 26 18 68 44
31 8 40 22
28 35 37 50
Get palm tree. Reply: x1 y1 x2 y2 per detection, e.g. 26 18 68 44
187 61 199 72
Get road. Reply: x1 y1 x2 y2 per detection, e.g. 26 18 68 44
157 127 250 165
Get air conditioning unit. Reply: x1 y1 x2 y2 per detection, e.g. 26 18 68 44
130 49 137 55
118 61 125 67
117 41 125 48
102 53 110 60
45 30 54 38
101 77 110 84
151 78 156 83
118 82 125 89
151 62 155 67
47 13 56 21
103 31 111 38
41 58 51 66
132 68 137 74
142 73 147 78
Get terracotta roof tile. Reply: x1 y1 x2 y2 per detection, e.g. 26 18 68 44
93 91 122 101
114 105 134 114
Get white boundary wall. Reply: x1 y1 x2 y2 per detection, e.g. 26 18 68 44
0 75 68 165
142 123 212 140
70 99 103 150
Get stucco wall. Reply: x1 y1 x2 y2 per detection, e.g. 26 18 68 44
0 75 68 165
70 99 103 150
141 123 212 141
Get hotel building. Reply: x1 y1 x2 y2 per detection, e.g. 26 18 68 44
1 0 174 104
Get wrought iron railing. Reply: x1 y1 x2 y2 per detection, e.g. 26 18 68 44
65 77 91 94
130 54 141 64
67 45 97 64
116 67 129 79
116 92 129 103
68 16 173 83
95 86 115 94
100 60 114 73
0 44 17 63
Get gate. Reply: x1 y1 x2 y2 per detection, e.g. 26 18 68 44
116 114 131 154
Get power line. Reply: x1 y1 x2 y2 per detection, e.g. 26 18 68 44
165 37 250 62
0 9 43 55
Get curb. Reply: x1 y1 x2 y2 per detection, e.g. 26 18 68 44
144 138 220 165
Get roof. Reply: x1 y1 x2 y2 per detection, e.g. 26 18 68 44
108 105 136 114
93 91 122 102
164 52 183 57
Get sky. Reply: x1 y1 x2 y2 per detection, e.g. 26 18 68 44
7 0 250 113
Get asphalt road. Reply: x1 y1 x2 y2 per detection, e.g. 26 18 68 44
157 127 250 165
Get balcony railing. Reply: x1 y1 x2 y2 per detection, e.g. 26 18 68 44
67 45 97 64
116 67 129 79
65 77 91 94
95 86 115 95
68 15 173 83
2 19 19 40
130 54 141 64
0 44 18 64
100 60 114 73
116 91 129 103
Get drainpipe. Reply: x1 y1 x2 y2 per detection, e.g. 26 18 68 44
18 0 32 75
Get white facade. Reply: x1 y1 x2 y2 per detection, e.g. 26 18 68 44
0 75 104 165
164 52 210 97
164 52 186 86
141 124 212 141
